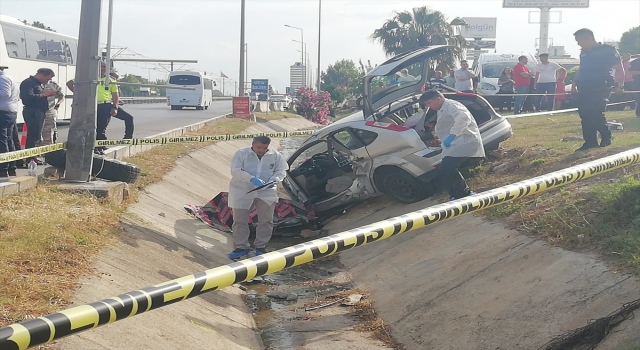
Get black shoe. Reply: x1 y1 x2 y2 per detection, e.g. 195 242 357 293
600 137 613 147
575 143 598 152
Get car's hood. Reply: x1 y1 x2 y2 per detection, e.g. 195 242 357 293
363 45 450 119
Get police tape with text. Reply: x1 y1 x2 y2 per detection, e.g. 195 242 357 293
1 146 639 350
94 130 316 146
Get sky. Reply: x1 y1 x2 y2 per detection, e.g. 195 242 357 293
0 0 638 93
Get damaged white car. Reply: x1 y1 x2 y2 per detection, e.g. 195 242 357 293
282 45 513 213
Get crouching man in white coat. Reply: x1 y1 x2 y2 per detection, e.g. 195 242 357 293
228 136 289 260
419 90 485 201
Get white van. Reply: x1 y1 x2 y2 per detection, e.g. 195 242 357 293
472 53 538 96
167 71 215 110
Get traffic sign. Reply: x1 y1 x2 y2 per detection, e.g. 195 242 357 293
251 79 269 94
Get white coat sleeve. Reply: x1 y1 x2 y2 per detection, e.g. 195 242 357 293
230 150 255 182
449 104 472 136
268 153 289 183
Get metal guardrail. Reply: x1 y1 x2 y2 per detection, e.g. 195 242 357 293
1 145 640 349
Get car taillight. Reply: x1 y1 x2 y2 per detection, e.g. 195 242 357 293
365 121 410 132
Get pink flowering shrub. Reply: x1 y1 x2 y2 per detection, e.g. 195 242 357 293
294 87 331 125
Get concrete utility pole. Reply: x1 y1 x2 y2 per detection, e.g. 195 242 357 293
317 0 321 91
65 0 102 181
538 7 551 55
238 0 246 97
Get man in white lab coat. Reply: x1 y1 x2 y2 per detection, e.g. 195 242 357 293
228 136 289 260
419 90 485 200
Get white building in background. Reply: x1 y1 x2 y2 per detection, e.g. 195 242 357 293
290 62 306 93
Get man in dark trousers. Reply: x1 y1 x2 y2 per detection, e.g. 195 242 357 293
571 28 625 152
0 66 20 177
19 68 57 162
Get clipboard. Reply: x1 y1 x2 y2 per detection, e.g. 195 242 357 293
246 181 276 194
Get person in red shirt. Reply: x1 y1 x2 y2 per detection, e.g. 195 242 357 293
513 56 534 114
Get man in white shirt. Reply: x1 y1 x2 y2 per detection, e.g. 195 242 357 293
454 60 476 92
228 136 288 260
0 66 20 177
419 90 484 201
534 53 562 111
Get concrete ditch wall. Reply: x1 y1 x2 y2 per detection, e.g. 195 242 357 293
52 117 317 349
327 197 640 349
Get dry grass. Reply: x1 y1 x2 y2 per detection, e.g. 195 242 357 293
0 186 122 327
464 109 640 273
254 111 301 122
352 299 405 350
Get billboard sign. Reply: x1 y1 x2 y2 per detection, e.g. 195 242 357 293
232 97 251 115
503 0 589 8
461 18 497 39
251 79 269 94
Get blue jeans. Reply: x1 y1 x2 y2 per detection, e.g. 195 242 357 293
434 156 471 198
514 86 529 114
535 82 556 111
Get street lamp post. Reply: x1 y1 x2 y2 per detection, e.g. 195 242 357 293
285 24 305 87
293 40 308 87
238 0 246 97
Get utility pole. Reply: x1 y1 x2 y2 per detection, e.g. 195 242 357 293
65 0 101 181
238 0 246 97
538 7 550 54
317 0 321 91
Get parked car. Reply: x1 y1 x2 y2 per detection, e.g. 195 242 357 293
269 94 292 109
282 45 513 213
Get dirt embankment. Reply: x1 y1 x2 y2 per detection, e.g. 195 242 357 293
326 195 640 349
52 118 315 350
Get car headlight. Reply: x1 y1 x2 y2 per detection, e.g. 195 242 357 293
481 83 497 90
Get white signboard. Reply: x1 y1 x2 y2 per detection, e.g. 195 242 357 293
503 0 589 8
461 17 497 39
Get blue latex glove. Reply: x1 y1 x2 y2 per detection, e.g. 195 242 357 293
250 177 265 187
443 134 456 148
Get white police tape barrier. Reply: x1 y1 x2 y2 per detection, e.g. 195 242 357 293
1 146 640 349
0 130 316 163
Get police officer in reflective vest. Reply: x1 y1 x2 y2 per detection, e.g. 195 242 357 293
571 28 625 152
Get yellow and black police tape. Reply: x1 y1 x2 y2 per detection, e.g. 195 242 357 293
0 143 66 163
0 130 316 163
1 147 640 349
94 130 317 147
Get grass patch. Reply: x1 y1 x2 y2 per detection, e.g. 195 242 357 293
0 186 122 325
472 109 640 273
0 117 262 328
254 111 301 122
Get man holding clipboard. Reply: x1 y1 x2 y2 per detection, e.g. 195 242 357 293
228 136 288 260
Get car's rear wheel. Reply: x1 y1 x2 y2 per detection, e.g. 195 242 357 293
382 169 432 204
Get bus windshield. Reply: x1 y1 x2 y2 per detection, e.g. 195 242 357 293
169 75 201 85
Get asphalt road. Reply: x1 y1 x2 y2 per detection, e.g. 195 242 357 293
56 101 232 142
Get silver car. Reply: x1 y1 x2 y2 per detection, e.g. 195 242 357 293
283 46 513 213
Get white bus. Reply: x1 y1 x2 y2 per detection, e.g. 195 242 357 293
166 71 214 110
0 14 77 123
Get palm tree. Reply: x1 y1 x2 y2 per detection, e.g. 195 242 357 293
371 6 467 73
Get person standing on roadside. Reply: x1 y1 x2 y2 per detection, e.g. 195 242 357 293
444 70 456 88
554 68 568 110
0 66 20 177
19 68 56 162
67 62 134 154
419 90 484 201
627 56 640 117
454 60 476 93
428 71 447 90
534 53 562 111
513 56 534 115
497 67 515 112
227 136 288 260
572 28 625 152
41 80 64 145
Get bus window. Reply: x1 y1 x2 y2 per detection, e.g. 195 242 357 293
1 24 27 58
44 36 67 63
25 29 46 60
204 79 213 90
169 75 201 85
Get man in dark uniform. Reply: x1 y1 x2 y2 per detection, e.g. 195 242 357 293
571 28 625 152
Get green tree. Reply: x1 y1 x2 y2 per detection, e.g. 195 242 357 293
321 59 363 103
370 6 467 72
118 74 149 96
619 26 640 54
154 78 167 96
21 19 56 32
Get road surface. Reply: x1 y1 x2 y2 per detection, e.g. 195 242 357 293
56 101 232 142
